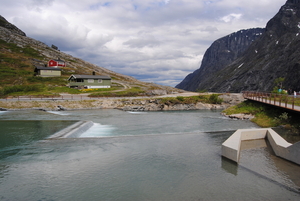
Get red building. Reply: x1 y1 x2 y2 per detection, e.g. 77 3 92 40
48 59 66 67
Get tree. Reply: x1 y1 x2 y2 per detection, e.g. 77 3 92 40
272 77 285 93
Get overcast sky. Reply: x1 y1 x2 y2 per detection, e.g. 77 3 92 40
0 0 287 86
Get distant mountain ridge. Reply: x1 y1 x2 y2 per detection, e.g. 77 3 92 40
0 15 181 94
177 0 300 92
0 15 26 36
176 28 265 91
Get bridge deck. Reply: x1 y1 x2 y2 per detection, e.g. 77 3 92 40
243 91 300 113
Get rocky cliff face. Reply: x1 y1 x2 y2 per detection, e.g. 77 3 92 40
0 15 26 36
202 0 300 92
176 28 265 91
177 0 300 93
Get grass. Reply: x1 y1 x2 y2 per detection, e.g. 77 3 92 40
160 94 223 105
223 100 300 132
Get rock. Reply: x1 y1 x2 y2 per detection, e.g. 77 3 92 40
176 28 265 91
146 90 167 96
0 15 26 36
176 1 300 93
57 105 65 111
219 93 245 105
224 113 254 120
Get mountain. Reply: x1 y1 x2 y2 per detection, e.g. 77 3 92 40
176 28 265 91
0 15 26 36
177 0 300 93
0 15 181 94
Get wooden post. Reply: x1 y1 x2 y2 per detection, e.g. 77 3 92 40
293 96 295 110
279 95 282 107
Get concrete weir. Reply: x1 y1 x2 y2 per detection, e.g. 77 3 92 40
222 128 300 165
48 121 94 139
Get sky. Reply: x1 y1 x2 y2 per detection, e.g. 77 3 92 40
0 0 287 87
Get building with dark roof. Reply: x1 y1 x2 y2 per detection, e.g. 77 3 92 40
34 66 62 77
68 74 111 89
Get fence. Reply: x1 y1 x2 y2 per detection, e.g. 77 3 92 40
243 91 300 112
0 95 149 101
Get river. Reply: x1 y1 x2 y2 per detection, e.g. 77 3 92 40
0 109 299 200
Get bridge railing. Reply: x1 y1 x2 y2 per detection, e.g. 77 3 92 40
243 91 299 111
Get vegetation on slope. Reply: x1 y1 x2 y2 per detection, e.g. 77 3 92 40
0 36 184 98
223 100 300 134
159 94 223 105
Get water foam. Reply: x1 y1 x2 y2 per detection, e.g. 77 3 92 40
79 123 116 138
47 111 70 116
127 111 148 114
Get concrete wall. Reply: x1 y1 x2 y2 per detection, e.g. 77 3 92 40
222 128 300 165
48 121 94 139
38 70 61 77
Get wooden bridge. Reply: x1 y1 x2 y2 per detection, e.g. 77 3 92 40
243 91 300 112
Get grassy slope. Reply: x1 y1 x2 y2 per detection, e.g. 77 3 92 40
223 100 300 133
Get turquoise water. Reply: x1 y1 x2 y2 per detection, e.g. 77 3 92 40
0 109 299 200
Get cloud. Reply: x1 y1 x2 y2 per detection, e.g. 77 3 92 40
123 36 161 48
0 0 287 86
220 13 243 23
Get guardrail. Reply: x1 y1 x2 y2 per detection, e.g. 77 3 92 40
0 95 151 101
0 95 95 101
243 91 300 112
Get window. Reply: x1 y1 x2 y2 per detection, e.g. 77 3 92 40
75 79 84 82
98 79 102 83
88 79 94 83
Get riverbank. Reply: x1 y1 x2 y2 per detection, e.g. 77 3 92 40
0 93 245 111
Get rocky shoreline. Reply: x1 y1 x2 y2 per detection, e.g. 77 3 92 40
0 98 228 112
221 113 255 120
0 93 251 120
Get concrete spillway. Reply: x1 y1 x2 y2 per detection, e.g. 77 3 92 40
222 128 300 165
48 121 94 139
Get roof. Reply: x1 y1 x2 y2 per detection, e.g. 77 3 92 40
35 66 62 71
50 59 65 62
68 74 111 80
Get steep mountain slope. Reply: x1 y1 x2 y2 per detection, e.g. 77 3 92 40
178 0 300 93
0 15 26 36
199 0 300 92
0 15 181 94
176 28 265 91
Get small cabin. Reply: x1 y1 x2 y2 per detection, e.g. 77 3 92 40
48 59 66 67
68 74 111 89
34 66 62 77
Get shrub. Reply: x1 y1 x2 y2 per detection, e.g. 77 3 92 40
176 96 185 102
208 94 223 104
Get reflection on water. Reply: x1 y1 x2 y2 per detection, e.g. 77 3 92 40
0 109 299 200
0 120 76 159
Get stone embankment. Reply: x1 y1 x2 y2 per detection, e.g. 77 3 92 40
222 113 255 120
120 99 226 111
0 98 225 111
0 93 245 112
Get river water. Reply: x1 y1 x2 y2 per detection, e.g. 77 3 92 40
0 109 299 200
